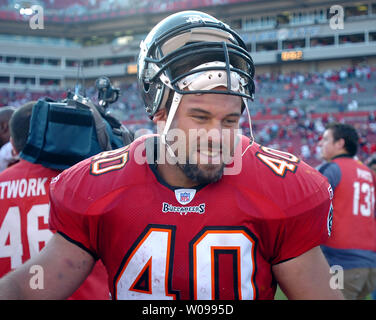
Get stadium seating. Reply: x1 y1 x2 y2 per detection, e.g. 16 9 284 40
0 64 375 168
0 1 375 168
253 65 376 115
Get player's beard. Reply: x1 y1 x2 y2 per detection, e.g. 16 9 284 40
177 161 226 185
164 128 237 185
176 141 230 185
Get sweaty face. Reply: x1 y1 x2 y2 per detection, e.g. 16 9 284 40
166 87 242 185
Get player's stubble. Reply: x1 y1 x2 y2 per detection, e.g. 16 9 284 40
174 129 236 185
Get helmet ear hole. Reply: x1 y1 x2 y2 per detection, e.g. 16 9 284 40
143 82 150 93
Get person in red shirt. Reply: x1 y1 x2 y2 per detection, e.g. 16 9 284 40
368 158 376 175
318 123 376 299
0 11 342 300
0 102 109 299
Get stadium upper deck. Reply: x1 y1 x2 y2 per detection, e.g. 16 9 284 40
0 0 375 96
0 0 375 168
1 0 376 40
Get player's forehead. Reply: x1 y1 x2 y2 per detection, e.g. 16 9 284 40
179 87 242 114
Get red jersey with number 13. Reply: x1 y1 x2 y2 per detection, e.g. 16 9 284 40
324 157 376 251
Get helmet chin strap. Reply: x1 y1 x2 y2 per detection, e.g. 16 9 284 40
161 91 182 159
242 97 255 147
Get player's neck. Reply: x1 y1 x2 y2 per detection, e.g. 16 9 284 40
156 162 198 188
330 150 350 161
150 136 199 188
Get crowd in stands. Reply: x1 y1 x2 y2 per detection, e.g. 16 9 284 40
0 65 375 168
252 64 376 116
0 88 64 108
243 107 376 168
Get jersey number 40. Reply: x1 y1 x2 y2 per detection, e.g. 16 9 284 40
114 225 258 300
256 146 299 177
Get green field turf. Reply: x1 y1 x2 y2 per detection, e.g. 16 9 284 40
274 286 287 300
274 286 373 300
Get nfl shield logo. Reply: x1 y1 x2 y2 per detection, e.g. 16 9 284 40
175 189 196 205
180 192 190 203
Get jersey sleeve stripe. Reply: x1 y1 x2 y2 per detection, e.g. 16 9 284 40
57 231 99 261
272 256 295 265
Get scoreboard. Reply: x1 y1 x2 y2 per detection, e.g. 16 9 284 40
277 50 304 62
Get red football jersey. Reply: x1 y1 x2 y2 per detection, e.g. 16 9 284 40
49 135 332 300
324 157 376 251
0 160 109 300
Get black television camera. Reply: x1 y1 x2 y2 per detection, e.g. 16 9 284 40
66 76 133 143
21 76 134 170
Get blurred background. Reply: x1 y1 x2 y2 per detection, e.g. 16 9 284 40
0 0 375 168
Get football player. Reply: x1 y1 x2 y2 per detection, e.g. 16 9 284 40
0 11 343 300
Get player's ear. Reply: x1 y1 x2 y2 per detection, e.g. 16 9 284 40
336 138 346 151
152 108 167 123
